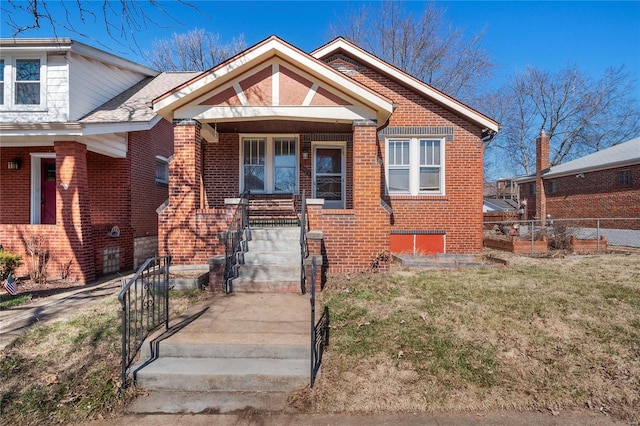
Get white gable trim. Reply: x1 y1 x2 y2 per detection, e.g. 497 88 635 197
312 39 499 132
154 37 393 124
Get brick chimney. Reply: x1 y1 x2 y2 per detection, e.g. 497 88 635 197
535 129 549 222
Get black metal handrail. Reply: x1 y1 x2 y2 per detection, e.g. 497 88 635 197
300 189 308 294
310 257 329 387
119 255 171 388
224 190 250 294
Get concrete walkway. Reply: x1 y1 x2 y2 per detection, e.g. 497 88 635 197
0 274 127 350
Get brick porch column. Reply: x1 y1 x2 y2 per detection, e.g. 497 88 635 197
54 141 96 283
160 119 203 264
352 120 390 270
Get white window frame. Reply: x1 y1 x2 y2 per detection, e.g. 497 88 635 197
0 54 47 111
155 155 169 184
0 58 4 106
385 137 445 195
239 134 299 194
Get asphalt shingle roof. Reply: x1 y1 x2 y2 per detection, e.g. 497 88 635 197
80 72 200 124
545 137 640 178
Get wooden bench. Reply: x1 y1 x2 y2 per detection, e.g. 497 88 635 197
248 198 299 226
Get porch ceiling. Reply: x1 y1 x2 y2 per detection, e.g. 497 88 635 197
210 120 353 134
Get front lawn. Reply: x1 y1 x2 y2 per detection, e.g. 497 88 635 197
308 252 639 422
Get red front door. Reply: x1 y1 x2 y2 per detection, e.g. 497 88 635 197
41 158 56 224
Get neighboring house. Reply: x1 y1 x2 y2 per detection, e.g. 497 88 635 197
0 38 198 283
153 36 499 270
518 132 640 223
484 178 519 201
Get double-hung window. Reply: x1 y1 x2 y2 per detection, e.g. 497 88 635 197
386 137 444 195
0 55 45 108
241 135 298 193
15 59 41 105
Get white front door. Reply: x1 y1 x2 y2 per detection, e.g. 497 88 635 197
313 145 345 209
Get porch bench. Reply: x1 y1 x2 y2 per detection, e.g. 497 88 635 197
248 198 299 226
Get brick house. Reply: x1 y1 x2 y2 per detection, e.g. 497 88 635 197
153 36 499 272
518 132 640 224
0 38 197 283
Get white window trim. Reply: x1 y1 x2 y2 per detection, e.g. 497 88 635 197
385 136 445 196
30 153 56 224
0 53 47 111
155 155 169 184
239 134 299 194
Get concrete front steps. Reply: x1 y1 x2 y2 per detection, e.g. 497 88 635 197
232 227 302 293
128 293 311 414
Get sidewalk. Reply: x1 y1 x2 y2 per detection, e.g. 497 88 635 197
0 273 128 350
83 410 623 426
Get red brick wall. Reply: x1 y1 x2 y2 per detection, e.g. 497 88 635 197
544 164 640 224
336 59 486 254
202 133 240 207
130 119 174 237
0 147 55 223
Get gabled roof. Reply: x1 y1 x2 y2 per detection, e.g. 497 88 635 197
311 38 500 135
517 137 640 183
0 38 158 77
81 72 200 130
153 36 395 126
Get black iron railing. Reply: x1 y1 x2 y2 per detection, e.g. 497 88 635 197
224 190 250 294
310 257 329 387
119 255 171 388
300 189 308 295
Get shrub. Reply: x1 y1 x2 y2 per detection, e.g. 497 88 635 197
0 249 23 281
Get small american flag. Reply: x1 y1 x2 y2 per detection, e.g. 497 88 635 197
3 274 17 295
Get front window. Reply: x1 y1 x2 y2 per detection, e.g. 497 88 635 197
274 138 296 192
386 137 444 195
241 135 298 193
243 138 266 191
15 59 40 105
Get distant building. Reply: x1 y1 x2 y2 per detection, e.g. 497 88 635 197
518 133 640 223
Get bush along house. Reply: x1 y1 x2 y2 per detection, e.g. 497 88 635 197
0 38 198 284
153 36 499 290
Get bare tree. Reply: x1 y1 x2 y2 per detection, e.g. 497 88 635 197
145 29 246 72
488 65 640 176
2 0 198 52
329 0 494 102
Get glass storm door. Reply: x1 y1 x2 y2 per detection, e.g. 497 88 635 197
314 146 344 208
40 158 56 224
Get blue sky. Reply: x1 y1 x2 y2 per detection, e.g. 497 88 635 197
1 1 639 96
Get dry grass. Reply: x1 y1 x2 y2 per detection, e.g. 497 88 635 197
0 288 210 426
308 252 640 422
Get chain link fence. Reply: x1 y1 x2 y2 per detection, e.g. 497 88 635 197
483 218 640 255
